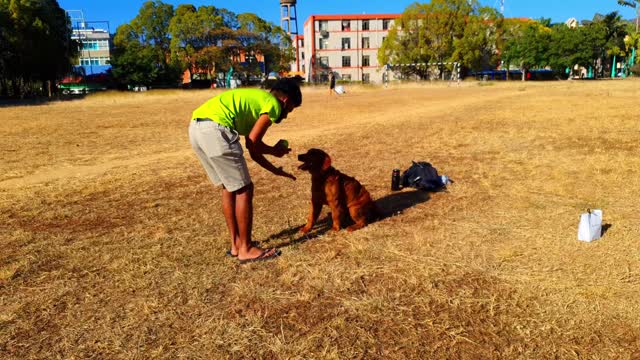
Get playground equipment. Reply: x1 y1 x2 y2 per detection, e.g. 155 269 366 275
225 66 235 88
612 48 637 78
623 48 637 77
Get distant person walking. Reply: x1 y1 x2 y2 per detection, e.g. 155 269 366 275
329 72 335 95
189 78 302 264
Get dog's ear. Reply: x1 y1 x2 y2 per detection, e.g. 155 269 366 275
322 153 332 170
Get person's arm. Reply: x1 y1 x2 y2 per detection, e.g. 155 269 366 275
246 114 296 180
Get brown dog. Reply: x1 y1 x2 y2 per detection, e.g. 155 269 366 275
298 148 378 233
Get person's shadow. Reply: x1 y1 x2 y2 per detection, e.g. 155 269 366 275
260 189 431 249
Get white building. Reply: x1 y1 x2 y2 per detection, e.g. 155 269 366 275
299 14 400 84
70 23 112 75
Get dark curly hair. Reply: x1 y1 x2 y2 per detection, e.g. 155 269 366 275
270 78 302 107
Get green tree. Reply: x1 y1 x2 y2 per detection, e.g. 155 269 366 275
378 0 482 79
114 1 292 88
591 11 628 77
624 31 640 61
452 6 503 72
236 13 294 75
111 24 163 86
547 22 605 78
502 21 552 80
168 4 235 82
0 1 15 96
601 11 627 51
111 0 180 87
0 0 76 98
169 6 293 83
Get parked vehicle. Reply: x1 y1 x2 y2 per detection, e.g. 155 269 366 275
58 73 110 95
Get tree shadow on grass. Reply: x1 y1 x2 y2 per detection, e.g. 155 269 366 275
261 189 431 250
0 94 88 108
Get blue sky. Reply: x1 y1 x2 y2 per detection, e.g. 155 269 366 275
58 0 638 33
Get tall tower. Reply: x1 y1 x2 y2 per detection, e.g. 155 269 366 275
493 0 504 15
280 0 298 35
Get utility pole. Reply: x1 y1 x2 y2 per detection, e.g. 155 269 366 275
618 0 639 32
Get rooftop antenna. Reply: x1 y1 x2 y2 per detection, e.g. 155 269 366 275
279 0 298 35
66 10 85 30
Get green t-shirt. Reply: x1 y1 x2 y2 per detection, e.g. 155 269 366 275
191 88 282 136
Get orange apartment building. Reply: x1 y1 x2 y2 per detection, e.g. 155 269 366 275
298 14 401 84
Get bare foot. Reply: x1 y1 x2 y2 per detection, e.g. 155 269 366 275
238 248 281 264
237 247 278 262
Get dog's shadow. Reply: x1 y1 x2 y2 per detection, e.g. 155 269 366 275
260 189 431 249
373 189 431 221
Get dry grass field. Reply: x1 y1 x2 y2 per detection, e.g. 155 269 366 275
1 79 640 359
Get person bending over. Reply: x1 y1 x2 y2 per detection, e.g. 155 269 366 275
189 78 302 263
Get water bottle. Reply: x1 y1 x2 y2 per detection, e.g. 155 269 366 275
440 175 450 186
391 169 401 191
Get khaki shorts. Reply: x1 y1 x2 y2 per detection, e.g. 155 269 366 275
189 119 251 192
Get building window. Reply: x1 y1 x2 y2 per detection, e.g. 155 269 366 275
362 55 370 67
382 36 387 44
79 39 109 51
341 38 351 50
81 42 96 51
342 56 351 67
382 19 390 30
362 37 370 49
319 56 329 67
362 20 369 31
363 73 370 83
79 56 110 66
342 20 351 31
300 39 304 47
319 38 328 49
342 74 352 81
319 20 328 31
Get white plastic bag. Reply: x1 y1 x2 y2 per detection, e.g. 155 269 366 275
577 209 602 242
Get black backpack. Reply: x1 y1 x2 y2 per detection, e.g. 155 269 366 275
401 161 445 192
